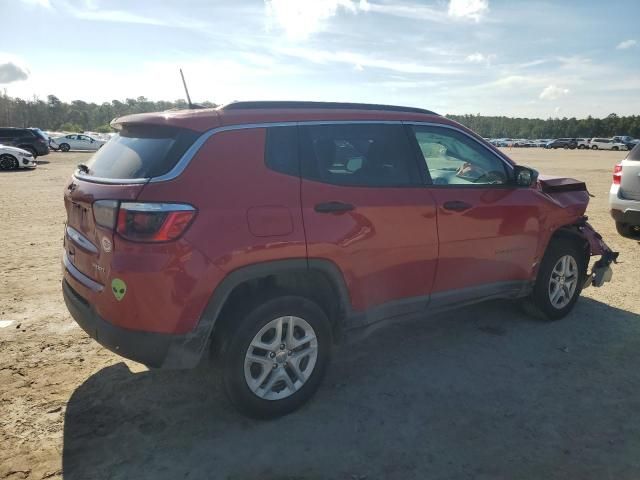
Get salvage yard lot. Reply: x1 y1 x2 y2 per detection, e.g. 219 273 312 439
1 149 639 480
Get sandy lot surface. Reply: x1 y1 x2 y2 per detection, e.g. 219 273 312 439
1 148 639 480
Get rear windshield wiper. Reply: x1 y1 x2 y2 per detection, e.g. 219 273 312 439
77 164 90 174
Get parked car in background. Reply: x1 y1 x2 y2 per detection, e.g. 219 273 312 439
62 100 618 418
0 127 50 157
546 138 577 149
52 134 106 152
610 143 640 238
590 138 628 151
612 136 638 151
577 138 591 149
0 144 38 170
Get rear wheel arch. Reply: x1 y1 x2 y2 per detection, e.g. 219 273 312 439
205 259 351 357
17 145 37 157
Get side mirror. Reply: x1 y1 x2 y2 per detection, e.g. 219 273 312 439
514 165 538 187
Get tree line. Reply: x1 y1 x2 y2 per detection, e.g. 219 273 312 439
447 113 640 139
0 91 638 139
0 92 216 133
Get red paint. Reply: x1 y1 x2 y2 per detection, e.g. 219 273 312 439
63 105 605 336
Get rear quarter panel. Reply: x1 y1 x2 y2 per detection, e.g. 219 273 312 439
136 128 307 272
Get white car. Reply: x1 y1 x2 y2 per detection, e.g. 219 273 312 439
52 134 106 152
590 138 628 151
0 144 37 170
610 144 640 238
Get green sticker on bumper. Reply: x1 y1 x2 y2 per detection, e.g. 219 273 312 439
111 278 127 301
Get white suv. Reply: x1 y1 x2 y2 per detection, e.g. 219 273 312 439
610 144 640 238
590 138 628 151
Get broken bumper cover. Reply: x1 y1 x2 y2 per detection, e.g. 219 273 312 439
578 220 619 288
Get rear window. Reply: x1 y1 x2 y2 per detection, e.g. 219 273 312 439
627 143 640 161
30 128 48 140
81 125 200 179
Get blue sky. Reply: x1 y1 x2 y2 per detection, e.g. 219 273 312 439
2 0 639 118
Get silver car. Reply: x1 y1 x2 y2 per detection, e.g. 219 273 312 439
610 143 640 238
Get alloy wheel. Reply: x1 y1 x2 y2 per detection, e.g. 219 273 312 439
244 315 318 401
548 255 578 309
0 154 17 170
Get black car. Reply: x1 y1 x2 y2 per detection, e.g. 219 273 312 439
545 138 577 149
0 127 50 157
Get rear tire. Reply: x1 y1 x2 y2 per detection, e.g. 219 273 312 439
217 295 332 419
527 239 586 321
616 221 640 239
0 154 18 170
612 146 619 151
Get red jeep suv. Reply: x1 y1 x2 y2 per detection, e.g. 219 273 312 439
62 101 617 417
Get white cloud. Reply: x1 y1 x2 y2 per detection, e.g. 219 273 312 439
465 52 495 64
448 0 488 21
616 39 637 50
17 0 51 7
0 54 30 84
279 46 460 74
539 85 570 100
265 0 367 40
363 2 448 23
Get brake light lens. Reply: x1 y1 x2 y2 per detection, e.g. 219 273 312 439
613 164 622 185
116 202 196 242
93 200 119 229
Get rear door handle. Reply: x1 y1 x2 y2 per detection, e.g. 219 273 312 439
443 200 472 212
314 201 355 214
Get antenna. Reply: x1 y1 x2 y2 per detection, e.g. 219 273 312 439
180 68 193 108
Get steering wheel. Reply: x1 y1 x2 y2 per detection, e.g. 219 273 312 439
472 170 507 185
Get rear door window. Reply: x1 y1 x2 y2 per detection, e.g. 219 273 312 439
265 126 298 176
80 125 200 179
299 123 420 187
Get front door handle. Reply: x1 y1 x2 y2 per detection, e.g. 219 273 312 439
314 201 355 214
443 200 472 212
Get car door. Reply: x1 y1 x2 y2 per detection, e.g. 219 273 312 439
65 135 78 148
76 135 91 150
406 124 544 306
299 122 438 322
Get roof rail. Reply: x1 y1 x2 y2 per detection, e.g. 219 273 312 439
220 101 438 116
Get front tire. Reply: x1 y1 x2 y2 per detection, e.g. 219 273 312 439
60 143 71 152
592 145 598 150
528 239 586 320
0 154 18 170
612 146 619 151
218 295 332 418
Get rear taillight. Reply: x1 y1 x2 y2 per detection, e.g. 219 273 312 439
93 200 119 229
92 201 196 242
116 202 196 242
613 164 622 184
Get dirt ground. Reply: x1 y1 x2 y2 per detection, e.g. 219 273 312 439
1 148 639 480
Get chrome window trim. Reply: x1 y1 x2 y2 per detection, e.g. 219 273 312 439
66 226 98 254
63 251 104 292
73 119 511 185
